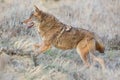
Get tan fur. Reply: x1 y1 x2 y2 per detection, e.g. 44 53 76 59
23 6 105 69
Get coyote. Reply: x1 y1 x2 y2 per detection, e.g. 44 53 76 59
22 6 105 69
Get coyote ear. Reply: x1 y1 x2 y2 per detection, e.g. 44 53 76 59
34 5 40 12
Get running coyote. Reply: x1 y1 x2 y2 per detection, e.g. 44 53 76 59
22 6 105 69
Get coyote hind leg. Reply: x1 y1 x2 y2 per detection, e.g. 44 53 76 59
76 39 105 69
87 39 105 69
76 40 90 68
91 54 105 69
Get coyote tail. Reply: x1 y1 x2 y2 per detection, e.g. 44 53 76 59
95 35 105 53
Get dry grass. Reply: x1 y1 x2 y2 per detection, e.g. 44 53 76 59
0 0 120 80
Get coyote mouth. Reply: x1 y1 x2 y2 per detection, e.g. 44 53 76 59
22 19 34 28
27 22 34 28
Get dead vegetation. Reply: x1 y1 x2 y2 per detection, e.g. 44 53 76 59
0 0 120 80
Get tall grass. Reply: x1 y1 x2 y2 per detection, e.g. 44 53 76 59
0 0 120 80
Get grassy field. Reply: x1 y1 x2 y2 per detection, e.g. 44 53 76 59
0 0 120 80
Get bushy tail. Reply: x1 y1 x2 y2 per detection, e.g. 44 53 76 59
95 35 105 53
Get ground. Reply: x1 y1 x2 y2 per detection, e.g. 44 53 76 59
0 0 120 80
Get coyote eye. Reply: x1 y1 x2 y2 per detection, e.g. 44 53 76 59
33 12 39 17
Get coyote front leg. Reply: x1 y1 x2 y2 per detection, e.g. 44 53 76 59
33 41 51 56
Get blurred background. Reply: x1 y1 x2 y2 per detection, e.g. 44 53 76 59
0 0 120 80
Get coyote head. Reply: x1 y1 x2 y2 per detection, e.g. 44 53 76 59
22 5 44 28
